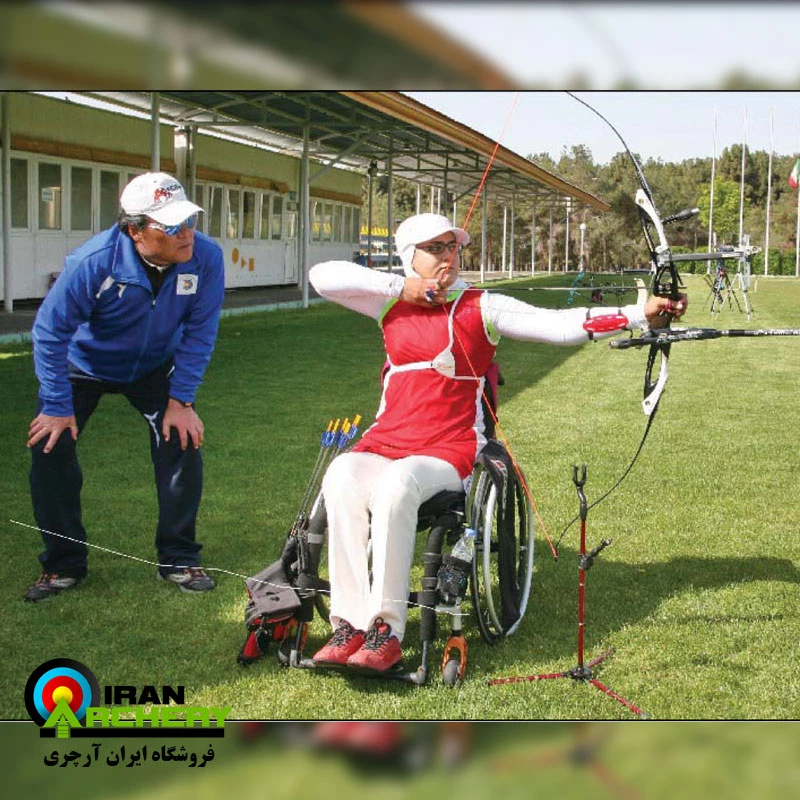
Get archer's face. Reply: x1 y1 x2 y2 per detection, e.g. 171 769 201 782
411 233 461 288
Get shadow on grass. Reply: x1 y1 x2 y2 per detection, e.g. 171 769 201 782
483 545 800 671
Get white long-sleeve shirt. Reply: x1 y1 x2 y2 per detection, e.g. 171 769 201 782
309 261 648 344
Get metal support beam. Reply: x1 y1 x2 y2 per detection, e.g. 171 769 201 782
387 138 394 271
151 92 160 172
509 195 515 279
300 123 310 308
2 93 11 312
481 187 487 283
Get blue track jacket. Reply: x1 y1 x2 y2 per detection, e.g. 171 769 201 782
32 226 225 416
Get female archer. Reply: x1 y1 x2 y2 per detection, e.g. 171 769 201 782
308 212 686 673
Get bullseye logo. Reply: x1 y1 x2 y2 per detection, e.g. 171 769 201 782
25 658 100 731
24 658 230 739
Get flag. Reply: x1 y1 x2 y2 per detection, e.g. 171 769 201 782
789 157 800 189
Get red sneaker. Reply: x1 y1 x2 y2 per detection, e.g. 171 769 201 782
346 618 403 672
312 620 365 666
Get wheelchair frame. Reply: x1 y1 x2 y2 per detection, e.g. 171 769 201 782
244 438 535 687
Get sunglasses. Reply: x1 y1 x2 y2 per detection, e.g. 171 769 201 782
416 240 462 256
147 214 199 236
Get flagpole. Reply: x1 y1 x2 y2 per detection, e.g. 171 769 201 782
796 110 800 278
765 108 774 276
738 107 747 247
708 106 717 267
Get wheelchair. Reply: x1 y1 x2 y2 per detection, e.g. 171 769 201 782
239 371 535 686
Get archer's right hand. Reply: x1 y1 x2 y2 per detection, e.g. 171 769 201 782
28 413 78 453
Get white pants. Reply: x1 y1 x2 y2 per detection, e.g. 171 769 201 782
321 451 463 641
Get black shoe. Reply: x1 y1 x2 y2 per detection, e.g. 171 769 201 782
24 572 82 602
158 567 215 593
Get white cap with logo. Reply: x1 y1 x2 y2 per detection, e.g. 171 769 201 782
394 213 470 277
120 172 203 226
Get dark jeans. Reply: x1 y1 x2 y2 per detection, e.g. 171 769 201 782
29 361 203 578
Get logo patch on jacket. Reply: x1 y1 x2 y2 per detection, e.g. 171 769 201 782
177 274 198 295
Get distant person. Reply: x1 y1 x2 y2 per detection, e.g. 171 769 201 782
25 172 225 601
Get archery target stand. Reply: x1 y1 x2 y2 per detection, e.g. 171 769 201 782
488 464 649 720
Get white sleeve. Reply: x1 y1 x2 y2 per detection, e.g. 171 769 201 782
309 261 405 320
481 292 648 346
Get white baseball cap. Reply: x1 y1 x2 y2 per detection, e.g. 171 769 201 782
394 213 470 277
119 172 203 226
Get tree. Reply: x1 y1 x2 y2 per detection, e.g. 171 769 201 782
696 179 743 244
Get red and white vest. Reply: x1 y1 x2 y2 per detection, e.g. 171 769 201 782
354 289 496 479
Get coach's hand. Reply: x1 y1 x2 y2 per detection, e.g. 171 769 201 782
27 413 78 453
163 398 204 450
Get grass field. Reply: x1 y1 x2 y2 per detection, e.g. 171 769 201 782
1 273 798 720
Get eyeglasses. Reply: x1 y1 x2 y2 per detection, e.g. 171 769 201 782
147 214 198 236
416 240 462 256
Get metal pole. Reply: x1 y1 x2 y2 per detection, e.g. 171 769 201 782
151 92 160 171
300 123 310 308
708 106 717 265
416 183 421 215
579 222 587 270
738 107 747 247
501 205 507 274
2 93 11 312
765 109 774 276
187 124 197 201
387 140 394 272
509 195 515 279
565 199 570 271
531 204 536 274
367 162 376 267
481 188 487 283
548 205 553 274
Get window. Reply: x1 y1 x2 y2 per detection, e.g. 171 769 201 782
10 158 28 229
323 203 333 241
271 195 283 239
311 200 322 241
259 194 271 240
70 167 92 231
344 206 352 244
38 162 63 230
100 171 120 229
242 190 255 239
332 204 342 243
227 189 240 239
208 186 222 238
351 207 361 243
193 185 205 231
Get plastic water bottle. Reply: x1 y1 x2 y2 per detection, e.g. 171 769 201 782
451 528 477 563
437 528 477 604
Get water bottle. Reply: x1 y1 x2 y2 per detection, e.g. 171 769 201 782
437 528 477 604
451 528 477 563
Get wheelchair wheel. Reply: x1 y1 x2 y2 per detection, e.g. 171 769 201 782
468 462 534 645
442 658 462 687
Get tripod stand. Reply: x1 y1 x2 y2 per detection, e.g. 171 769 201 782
489 465 648 719
704 263 744 316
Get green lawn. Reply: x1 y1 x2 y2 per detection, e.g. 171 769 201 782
1 273 798 720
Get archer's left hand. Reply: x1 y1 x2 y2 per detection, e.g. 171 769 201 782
645 293 688 328
162 398 204 450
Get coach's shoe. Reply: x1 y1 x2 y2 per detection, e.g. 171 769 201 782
346 618 403 672
158 567 215 593
24 572 82 602
312 620 365 666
